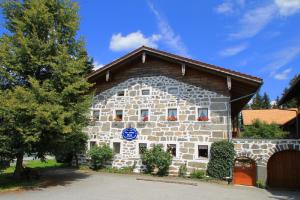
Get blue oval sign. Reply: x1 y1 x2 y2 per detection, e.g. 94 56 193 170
122 128 138 141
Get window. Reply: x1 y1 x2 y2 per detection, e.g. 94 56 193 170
92 110 100 121
113 142 121 154
197 108 209 121
141 109 149 121
198 145 208 158
115 110 123 121
168 87 178 95
117 91 125 96
167 144 176 157
139 143 147 154
167 108 177 121
142 89 150 95
90 141 97 149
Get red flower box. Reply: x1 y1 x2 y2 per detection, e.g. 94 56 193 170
168 116 177 121
142 116 149 122
197 116 209 121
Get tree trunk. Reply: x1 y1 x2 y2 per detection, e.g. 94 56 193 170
75 154 79 168
13 152 24 179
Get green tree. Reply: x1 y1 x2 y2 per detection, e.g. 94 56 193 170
281 74 300 108
251 92 264 109
0 0 91 178
262 92 271 109
241 119 288 139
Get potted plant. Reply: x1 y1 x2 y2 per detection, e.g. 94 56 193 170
142 116 149 122
197 116 209 121
168 116 177 121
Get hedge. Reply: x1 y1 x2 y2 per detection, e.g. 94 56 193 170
207 140 235 179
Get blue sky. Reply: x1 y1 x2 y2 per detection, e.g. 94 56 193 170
1 0 300 101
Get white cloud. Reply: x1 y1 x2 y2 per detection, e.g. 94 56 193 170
215 2 234 14
230 4 277 39
228 0 300 39
219 43 248 57
93 61 104 70
275 0 300 16
274 68 292 80
266 44 300 72
148 2 189 57
109 31 161 51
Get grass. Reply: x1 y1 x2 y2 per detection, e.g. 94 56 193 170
0 159 64 191
79 165 134 174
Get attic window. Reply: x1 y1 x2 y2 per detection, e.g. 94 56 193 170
168 87 178 95
142 89 150 95
117 91 125 96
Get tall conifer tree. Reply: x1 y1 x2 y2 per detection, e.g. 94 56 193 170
0 0 92 178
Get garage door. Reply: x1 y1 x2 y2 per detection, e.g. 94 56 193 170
233 158 256 186
267 150 300 189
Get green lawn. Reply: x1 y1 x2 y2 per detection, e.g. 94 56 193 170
0 159 64 191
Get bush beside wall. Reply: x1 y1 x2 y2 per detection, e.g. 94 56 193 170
207 141 235 179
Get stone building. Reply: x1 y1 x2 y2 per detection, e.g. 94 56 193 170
84 46 262 174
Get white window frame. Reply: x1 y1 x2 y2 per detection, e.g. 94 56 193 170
139 108 150 122
155 142 180 159
196 107 210 122
114 109 124 121
110 139 123 155
141 88 151 96
136 141 150 157
167 86 179 95
90 109 100 121
195 142 211 162
166 108 178 121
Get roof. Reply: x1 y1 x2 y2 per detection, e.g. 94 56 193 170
87 46 262 84
242 109 298 126
279 75 300 105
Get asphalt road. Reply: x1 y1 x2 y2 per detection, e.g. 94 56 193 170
1 169 299 200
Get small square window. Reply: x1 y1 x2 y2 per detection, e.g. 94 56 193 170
168 87 178 95
92 110 100 121
197 108 209 121
142 89 150 95
167 144 176 157
117 91 125 96
90 141 97 149
141 109 149 121
113 142 121 154
115 110 123 121
198 145 208 158
167 109 177 121
139 143 147 154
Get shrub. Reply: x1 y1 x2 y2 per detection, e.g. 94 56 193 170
190 169 205 179
178 163 187 177
241 119 288 139
87 145 114 170
142 145 172 176
207 141 235 179
256 180 266 189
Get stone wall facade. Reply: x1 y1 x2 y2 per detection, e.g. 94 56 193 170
84 75 231 174
233 139 300 182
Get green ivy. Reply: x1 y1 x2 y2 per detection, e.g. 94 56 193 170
207 141 235 179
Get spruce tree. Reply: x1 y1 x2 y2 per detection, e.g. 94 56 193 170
0 0 91 178
251 92 263 109
281 74 300 108
262 92 271 109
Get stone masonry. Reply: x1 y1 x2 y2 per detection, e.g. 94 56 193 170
233 138 300 182
84 75 231 174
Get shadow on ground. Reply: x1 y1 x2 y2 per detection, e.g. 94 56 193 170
267 188 300 200
1 168 90 193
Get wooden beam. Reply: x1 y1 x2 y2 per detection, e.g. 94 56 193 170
106 70 110 82
142 52 146 64
181 63 186 76
227 76 232 91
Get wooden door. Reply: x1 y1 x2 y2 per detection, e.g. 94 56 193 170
233 158 256 186
267 150 300 189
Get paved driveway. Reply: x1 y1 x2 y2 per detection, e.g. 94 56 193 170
1 169 299 200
